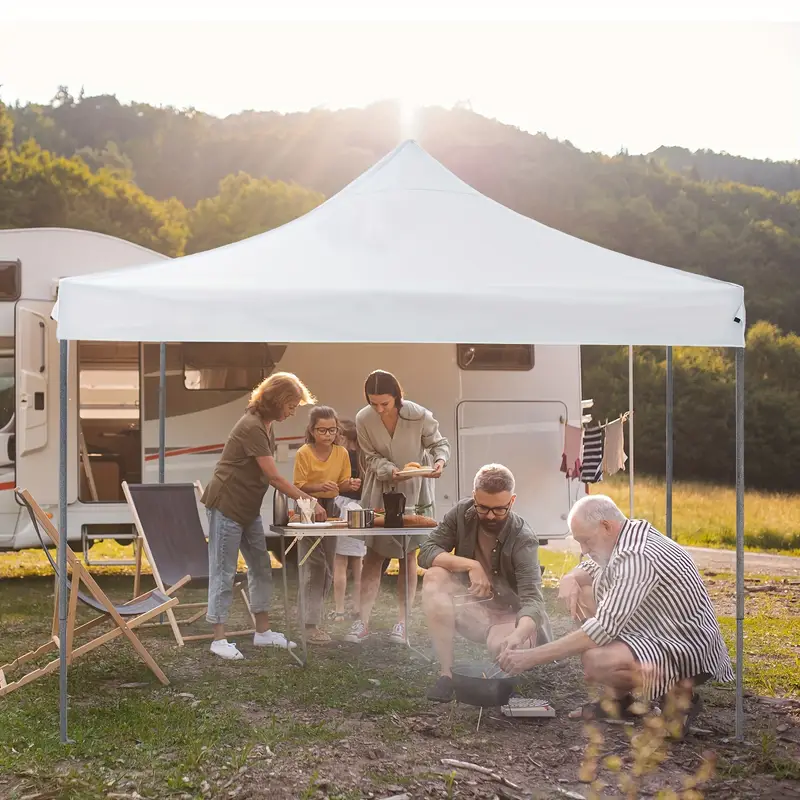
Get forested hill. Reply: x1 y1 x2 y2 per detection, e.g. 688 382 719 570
649 146 800 195
3 90 800 491
8 90 800 337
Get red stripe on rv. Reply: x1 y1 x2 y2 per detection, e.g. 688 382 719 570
143 436 304 462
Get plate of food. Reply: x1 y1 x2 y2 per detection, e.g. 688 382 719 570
287 521 334 529
395 461 437 478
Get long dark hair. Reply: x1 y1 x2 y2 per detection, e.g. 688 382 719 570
364 370 403 410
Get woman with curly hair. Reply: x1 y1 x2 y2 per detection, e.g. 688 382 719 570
202 372 324 660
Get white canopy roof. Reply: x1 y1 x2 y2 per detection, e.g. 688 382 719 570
54 140 745 346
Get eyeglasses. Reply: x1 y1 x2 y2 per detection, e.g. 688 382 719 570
314 426 339 435
474 503 512 518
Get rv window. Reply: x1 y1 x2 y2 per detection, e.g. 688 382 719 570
0 261 21 301
183 343 282 391
457 344 535 371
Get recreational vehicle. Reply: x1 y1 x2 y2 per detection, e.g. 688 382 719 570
0 227 586 556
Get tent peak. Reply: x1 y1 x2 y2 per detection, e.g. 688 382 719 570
338 139 480 198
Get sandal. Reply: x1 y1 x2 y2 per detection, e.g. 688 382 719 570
568 693 650 721
661 691 704 740
327 610 346 623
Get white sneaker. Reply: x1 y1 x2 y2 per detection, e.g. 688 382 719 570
388 622 406 644
210 639 244 660
253 629 297 650
343 619 369 643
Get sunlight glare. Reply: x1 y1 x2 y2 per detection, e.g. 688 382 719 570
398 97 420 141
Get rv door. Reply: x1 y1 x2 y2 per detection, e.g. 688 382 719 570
15 301 78 503
456 400 572 539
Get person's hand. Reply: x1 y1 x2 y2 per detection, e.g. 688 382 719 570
497 627 529 653
557 574 583 621
314 504 327 522
430 460 445 478
467 561 492 598
496 646 539 676
339 477 361 492
321 481 339 494
391 469 413 482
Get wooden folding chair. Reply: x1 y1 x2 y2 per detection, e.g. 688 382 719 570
122 481 255 646
0 489 178 698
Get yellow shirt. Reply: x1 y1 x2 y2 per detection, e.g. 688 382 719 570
293 444 352 499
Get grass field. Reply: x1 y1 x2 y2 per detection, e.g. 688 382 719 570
1 485 798 799
601 475 800 555
1 565 797 800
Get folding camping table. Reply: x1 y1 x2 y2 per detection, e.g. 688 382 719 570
269 524 436 666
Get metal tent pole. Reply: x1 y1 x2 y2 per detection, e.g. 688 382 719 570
158 343 167 483
666 347 674 538
58 339 69 743
735 347 745 740
628 345 634 517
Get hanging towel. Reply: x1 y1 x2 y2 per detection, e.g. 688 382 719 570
560 424 583 478
580 426 604 483
603 417 627 475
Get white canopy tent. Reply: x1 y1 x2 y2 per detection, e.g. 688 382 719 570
53 140 744 346
50 140 746 743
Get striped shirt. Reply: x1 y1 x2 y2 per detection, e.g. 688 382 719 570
579 519 734 700
580 426 604 483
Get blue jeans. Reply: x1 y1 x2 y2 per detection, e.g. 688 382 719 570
206 508 272 625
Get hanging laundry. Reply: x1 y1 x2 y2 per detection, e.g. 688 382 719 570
580 425 604 483
603 417 628 476
560 424 583 478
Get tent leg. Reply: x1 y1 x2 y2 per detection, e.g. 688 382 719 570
628 345 634 517
666 346 674 539
58 339 71 744
158 343 166 484
735 347 745 740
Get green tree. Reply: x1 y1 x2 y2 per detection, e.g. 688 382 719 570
3 139 188 256
186 172 324 253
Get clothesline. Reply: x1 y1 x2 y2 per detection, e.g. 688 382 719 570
588 410 633 429
562 410 631 483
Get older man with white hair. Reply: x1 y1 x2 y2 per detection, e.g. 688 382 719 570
498 494 733 733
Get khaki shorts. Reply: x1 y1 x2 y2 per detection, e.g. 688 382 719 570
455 600 536 648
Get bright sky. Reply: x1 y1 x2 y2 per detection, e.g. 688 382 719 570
3 8 800 161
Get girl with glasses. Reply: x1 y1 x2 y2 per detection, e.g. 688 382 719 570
293 406 359 644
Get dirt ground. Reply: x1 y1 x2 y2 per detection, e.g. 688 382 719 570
1 572 799 800
229 596 800 800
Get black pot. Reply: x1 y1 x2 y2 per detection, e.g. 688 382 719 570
451 661 518 707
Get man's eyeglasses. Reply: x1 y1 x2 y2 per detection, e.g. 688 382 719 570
474 503 512 518
314 426 339 436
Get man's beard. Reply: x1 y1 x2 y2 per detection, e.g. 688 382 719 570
480 518 505 535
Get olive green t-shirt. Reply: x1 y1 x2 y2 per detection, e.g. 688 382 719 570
201 413 276 526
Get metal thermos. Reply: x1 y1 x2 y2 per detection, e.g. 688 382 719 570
272 489 289 526
347 509 375 529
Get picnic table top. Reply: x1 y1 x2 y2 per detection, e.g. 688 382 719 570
269 524 436 536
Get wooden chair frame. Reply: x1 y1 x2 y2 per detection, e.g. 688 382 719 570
0 489 177 698
123 480 255 646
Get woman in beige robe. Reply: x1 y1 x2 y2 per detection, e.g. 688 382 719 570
344 370 450 645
